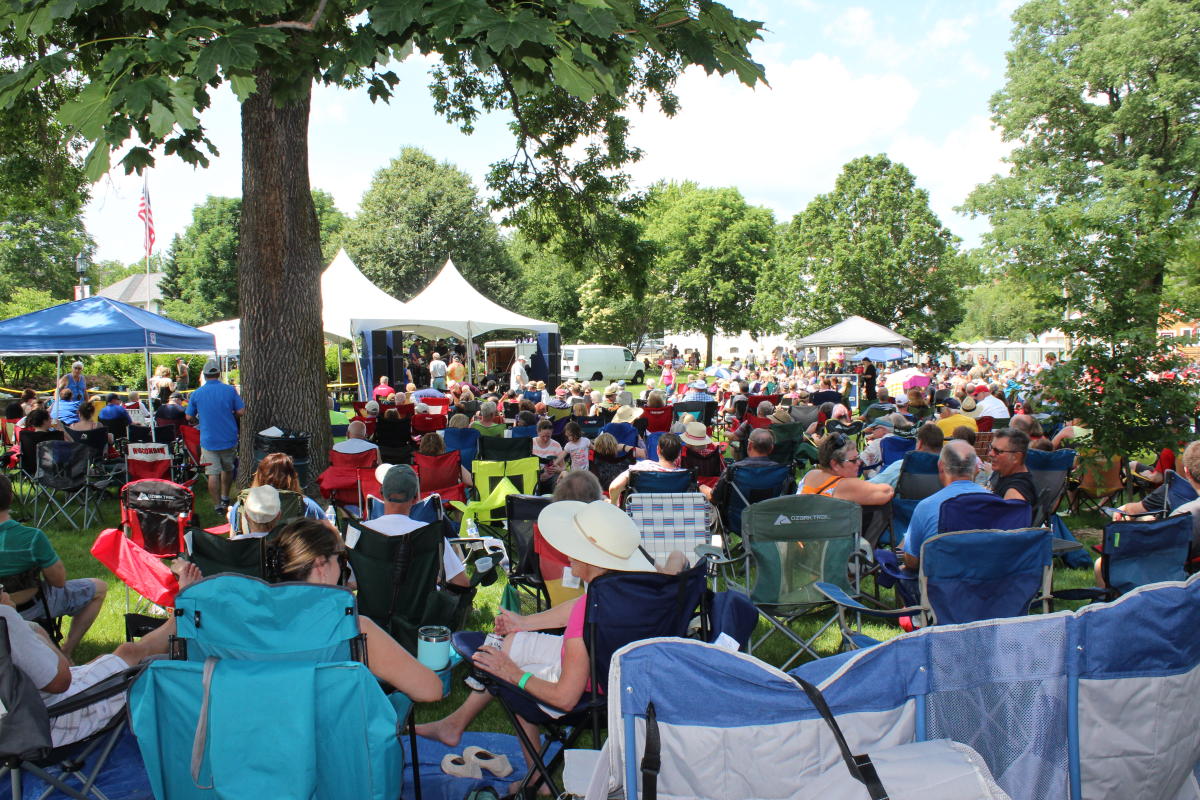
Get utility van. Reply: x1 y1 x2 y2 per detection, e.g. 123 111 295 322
560 344 644 383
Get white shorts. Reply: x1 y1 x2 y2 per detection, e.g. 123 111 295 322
42 654 128 747
508 632 566 718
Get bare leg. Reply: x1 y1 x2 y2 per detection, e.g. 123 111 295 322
207 474 221 507
414 689 493 747
1094 556 1106 588
510 714 552 796
61 579 107 659
220 469 234 502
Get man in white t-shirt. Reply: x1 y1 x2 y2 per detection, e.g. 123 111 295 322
607 432 690 505
368 465 469 587
332 420 380 464
509 356 528 392
428 353 448 391
972 385 1010 420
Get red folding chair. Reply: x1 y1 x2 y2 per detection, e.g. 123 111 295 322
410 413 447 442
318 448 380 508
745 394 781 414
642 406 674 434
127 442 173 482
174 424 207 486
395 402 416 419
350 415 378 437
412 451 467 504
351 401 367 416
424 397 451 415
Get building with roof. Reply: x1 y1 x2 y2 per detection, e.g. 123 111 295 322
95 271 165 314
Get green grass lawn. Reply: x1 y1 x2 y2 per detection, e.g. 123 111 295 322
16 468 1106 736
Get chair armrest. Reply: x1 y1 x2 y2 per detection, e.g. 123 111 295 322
814 582 920 619
694 544 744 566
45 665 142 718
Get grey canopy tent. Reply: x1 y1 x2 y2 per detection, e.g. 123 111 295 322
795 316 914 357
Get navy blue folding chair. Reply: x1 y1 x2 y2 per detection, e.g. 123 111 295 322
718 461 793 536
599 421 638 449
642 432 664 462
508 425 537 439
879 436 916 469
889 451 941 545
627 469 693 496
938 492 1032 533
1056 515 1192 604
443 427 481 470
572 416 603 439
451 562 710 798
1161 469 1198 516
522 391 541 404
821 526 1054 647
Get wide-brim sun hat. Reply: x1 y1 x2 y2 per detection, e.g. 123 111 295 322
770 406 792 424
612 405 643 424
680 421 712 447
537 501 656 573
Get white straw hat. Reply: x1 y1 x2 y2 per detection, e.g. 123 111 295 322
537 501 656 573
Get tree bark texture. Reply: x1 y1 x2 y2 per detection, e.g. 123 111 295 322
236 69 331 488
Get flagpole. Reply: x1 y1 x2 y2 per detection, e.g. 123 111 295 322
139 175 155 312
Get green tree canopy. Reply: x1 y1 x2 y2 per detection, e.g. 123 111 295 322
642 182 773 365
759 154 967 355
0 0 764 479
964 0 1200 457
341 148 516 304
953 268 1060 343
161 190 348 327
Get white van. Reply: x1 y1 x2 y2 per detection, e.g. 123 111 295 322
560 344 644 383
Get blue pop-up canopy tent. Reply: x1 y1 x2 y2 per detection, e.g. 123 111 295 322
0 298 216 423
0 297 215 355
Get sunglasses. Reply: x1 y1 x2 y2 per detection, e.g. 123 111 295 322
988 446 1021 455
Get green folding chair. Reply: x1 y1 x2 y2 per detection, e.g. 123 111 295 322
709 494 862 670
471 457 539 523
186 528 269 578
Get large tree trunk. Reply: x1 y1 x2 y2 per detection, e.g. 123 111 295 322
236 70 331 490
705 329 714 369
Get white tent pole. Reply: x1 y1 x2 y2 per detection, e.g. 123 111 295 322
54 353 61 397
467 322 473 385
144 348 156 435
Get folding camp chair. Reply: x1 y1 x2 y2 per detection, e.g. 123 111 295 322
509 424 537 439
590 452 634 494
1068 451 1124 514
626 492 714 568
344 518 474 653
1025 447 1075 527
642 405 673 433
600 421 638 449
571 415 603 439
472 458 539 523
821 526 1055 649
502 401 521 422
680 446 724 489
0 617 142 800
128 576 405 800
412 451 468 504
502 494 553 611
765 421 807 469
708 494 861 670
186 527 270 578
10 429 62 519
1158 469 1198 516
372 416 412 464
1055 515 1192 603
625 469 694 504
889 450 941 547
424 397 451 415
229 487 307 534
452 562 710 798
0 566 62 644
443 426 481 470
32 440 110 530
410 413 447 442
479 435 533 461
715 460 793 536
125 440 173 483
878 436 916 469
939 492 1032 533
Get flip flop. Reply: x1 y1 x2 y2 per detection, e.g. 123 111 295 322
464 746 514 778
441 753 482 779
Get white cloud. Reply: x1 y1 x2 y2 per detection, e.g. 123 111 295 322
922 16 975 50
625 52 919 222
822 6 910 66
886 114 1013 244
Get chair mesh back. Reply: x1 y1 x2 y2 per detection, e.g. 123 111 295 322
35 439 90 489
628 469 693 494
506 494 551 576
1025 448 1075 524
478 436 534 461
123 479 194 556
742 495 861 606
896 451 941 500
680 448 723 479
1105 515 1191 595
18 430 62 476
189 530 266 578
0 617 53 760
373 417 411 448
346 520 446 653
590 454 633 491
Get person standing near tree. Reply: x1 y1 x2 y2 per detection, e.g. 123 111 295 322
186 359 245 515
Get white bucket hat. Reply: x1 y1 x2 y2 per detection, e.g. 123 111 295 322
537 501 656 573
679 421 712 447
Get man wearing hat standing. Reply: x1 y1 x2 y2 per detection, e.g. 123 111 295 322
935 398 977 437
509 355 528 392
370 465 469 588
186 359 244 514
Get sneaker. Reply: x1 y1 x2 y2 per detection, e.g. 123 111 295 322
464 675 485 692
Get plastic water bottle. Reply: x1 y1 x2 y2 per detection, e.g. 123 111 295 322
325 505 337 525
466 517 479 538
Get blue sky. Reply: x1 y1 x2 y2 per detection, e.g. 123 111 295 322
84 0 1023 266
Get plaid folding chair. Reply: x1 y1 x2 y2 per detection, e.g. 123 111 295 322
626 492 715 568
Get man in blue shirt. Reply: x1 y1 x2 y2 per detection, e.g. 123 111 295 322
49 388 80 426
186 359 244 513
902 439 987 569
682 379 716 403
97 394 132 426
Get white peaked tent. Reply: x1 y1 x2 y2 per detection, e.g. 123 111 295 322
322 248 414 343
352 257 559 380
795 315 914 350
199 318 241 357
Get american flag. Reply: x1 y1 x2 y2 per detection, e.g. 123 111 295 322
138 179 155 256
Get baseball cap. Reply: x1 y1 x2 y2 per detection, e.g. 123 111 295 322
203 359 220 376
865 418 894 431
942 398 961 410
243 485 281 524
381 464 419 503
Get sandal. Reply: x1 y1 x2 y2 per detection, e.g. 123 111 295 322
464 745 514 778
441 753 482 779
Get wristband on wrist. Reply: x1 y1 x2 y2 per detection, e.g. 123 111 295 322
518 672 533 690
